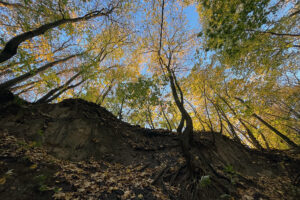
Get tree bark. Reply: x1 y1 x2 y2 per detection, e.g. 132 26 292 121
177 115 185 133
239 119 263 150
118 98 125 120
157 0 194 175
0 54 79 90
242 120 271 150
0 1 25 9
246 29 300 38
0 7 114 63
146 105 155 129
252 113 298 148
37 71 81 103
203 87 214 132
204 93 223 134
235 97 298 149
185 99 206 131
168 69 193 133
16 85 35 95
214 104 223 134
219 96 262 149
96 79 115 105
0 69 12 77
160 102 172 131
46 80 85 103
215 104 241 142
10 80 40 92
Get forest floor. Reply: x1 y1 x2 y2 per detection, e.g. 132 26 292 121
0 91 299 200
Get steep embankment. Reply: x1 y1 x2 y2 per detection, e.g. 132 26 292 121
0 91 299 200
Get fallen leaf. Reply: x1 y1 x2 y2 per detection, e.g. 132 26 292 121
30 163 37 169
0 177 6 185
122 190 131 199
138 193 143 199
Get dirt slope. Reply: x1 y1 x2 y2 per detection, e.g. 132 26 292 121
0 91 299 200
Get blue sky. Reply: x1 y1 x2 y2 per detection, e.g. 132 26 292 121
184 5 201 30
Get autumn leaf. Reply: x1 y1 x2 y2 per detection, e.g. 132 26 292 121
0 177 6 185
30 163 38 169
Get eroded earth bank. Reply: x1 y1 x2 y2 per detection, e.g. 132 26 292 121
0 91 299 200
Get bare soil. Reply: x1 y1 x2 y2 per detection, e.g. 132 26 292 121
0 91 299 200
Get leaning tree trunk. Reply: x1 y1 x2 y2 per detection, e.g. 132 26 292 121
159 102 173 131
252 113 298 149
219 96 263 149
203 86 214 132
204 94 224 134
96 79 115 105
215 103 241 142
16 85 35 95
10 80 40 92
234 97 298 149
0 7 114 63
185 99 206 131
45 80 85 103
37 71 82 103
0 1 26 9
0 54 79 90
146 105 155 129
177 115 185 133
239 119 263 150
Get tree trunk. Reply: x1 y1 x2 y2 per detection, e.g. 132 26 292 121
0 7 114 63
204 91 214 132
46 80 85 103
0 69 13 77
168 68 193 139
177 115 185 133
16 85 35 95
185 99 206 131
204 94 223 134
118 98 125 120
242 120 271 150
0 54 79 90
160 102 172 131
216 104 241 142
37 72 81 103
96 79 115 105
260 130 271 150
214 104 223 134
234 97 298 149
157 0 194 175
0 1 25 9
239 119 263 150
146 105 155 129
252 113 298 148
219 96 262 149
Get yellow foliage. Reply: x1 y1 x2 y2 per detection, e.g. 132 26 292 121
0 177 6 185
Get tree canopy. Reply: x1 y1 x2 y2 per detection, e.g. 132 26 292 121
0 0 299 150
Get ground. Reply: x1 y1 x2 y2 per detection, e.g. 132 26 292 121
0 91 299 200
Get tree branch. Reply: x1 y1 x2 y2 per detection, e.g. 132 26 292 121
0 6 115 63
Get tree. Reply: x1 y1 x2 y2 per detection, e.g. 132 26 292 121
0 0 118 63
0 0 298 150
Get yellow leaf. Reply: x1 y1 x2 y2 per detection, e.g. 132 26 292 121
138 194 143 199
0 177 6 185
122 190 131 200
30 163 37 169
